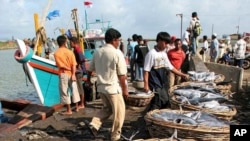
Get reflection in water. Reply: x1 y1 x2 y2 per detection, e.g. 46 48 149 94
0 49 40 104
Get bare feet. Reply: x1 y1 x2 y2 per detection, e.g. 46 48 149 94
61 111 72 115
78 105 85 109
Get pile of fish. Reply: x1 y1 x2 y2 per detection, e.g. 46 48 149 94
188 71 223 82
152 110 230 127
172 84 234 112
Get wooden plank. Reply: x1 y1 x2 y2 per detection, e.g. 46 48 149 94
0 98 30 111
8 104 54 124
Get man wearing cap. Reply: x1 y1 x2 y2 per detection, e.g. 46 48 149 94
210 33 219 62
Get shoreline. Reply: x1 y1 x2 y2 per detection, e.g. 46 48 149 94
0 46 16 50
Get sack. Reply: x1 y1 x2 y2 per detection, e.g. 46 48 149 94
193 21 202 37
199 49 204 55
83 83 93 102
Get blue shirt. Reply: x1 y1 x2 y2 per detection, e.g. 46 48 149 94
127 41 138 59
210 38 219 57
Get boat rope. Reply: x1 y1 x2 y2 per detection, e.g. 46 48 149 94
22 64 32 86
33 0 52 54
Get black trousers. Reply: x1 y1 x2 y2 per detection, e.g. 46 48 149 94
149 87 170 111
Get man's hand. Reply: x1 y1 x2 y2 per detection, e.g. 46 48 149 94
123 93 129 100
182 74 190 81
85 80 93 87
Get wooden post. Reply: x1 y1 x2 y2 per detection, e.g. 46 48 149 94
33 13 43 56
71 8 84 52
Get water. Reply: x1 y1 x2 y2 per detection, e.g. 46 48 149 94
0 49 40 104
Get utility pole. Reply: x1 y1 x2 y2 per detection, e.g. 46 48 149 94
176 13 183 38
236 25 239 34
212 24 214 35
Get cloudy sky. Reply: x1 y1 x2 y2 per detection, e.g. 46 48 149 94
0 0 249 41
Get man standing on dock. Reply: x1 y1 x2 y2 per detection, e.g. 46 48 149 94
127 34 138 82
54 35 80 115
189 12 201 56
143 32 189 111
69 37 87 109
86 28 128 141
209 33 219 63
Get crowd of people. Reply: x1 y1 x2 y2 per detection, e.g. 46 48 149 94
21 11 250 141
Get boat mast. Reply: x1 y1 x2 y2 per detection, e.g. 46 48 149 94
33 0 52 56
71 9 84 52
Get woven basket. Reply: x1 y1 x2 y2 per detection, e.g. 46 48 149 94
144 109 230 140
169 85 237 120
126 93 154 107
179 81 232 95
170 96 237 120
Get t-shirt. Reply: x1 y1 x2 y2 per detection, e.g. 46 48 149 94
234 39 246 59
54 47 77 77
144 47 174 89
134 45 149 67
182 31 190 46
210 38 219 57
73 45 87 74
88 44 127 94
127 41 138 59
167 49 186 70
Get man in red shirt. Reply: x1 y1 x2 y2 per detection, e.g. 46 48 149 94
167 38 186 90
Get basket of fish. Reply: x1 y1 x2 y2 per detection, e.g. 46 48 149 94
169 85 237 120
126 90 154 107
187 71 225 83
144 109 230 140
180 81 232 95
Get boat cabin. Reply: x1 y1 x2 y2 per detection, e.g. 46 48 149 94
83 29 106 60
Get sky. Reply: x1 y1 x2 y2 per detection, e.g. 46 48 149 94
1 0 250 41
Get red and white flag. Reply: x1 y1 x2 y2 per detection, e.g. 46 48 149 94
84 0 93 8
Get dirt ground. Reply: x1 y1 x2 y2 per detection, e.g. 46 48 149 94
1 70 250 141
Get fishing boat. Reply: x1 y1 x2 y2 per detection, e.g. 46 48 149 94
14 39 60 106
12 5 108 106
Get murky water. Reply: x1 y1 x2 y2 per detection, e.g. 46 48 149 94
0 49 40 104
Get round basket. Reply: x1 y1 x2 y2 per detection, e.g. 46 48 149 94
169 85 236 120
144 109 230 140
126 93 154 107
170 96 237 120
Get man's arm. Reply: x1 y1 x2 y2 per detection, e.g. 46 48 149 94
143 71 149 92
171 68 189 79
118 75 128 99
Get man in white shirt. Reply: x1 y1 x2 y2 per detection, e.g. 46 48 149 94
233 34 249 68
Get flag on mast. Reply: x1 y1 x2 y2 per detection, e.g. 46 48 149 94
46 10 60 20
84 0 93 8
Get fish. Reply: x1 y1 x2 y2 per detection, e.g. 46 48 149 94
152 112 198 125
189 97 228 105
152 111 229 127
198 100 220 108
175 96 191 104
173 89 223 100
196 112 230 127
173 89 204 99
